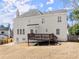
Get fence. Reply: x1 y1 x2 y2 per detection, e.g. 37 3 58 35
68 35 79 41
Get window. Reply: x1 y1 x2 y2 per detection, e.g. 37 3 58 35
17 29 19 34
28 20 31 22
56 29 60 35
1 32 4 34
30 29 33 33
22 38 26 40
46 29 48 32
20 29 22 34
42 18 45 24
23 29 25 35
16 38 19 42
35 30 37 33
17 29 25 35
58 16 62 22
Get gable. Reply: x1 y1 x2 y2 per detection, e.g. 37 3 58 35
18 9 43 18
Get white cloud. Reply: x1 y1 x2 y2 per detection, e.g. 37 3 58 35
0 16 13 25
47 7 53 11
3 0 16 2
0 0 37 27
19 0 30 4
2 0 31 13
64 6 73 10
0 13 16 29
3 0 30 5
31 5 37 9
40 3 44 8
3 19 13 29
46 0 54 4
13 0 37 14
0 0 38 18
3 0 16 4
16 3 37 14
16 4 30 14
1 0 37 15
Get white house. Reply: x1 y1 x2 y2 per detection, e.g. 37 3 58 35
13 9 68 43
0 24 11 39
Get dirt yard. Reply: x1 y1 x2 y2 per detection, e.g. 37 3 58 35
0 42 79 59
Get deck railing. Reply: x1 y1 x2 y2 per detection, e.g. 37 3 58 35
28 33 58 46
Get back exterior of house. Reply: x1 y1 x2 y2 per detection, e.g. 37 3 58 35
13 9 67 43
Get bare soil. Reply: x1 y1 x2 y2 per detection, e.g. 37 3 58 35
0 42 79 59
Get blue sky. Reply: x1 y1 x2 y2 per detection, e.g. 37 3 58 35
0 0 73 28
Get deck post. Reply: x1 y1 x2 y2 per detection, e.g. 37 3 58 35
38 40 39 46
49 39 50 46
48 34 50 45
28 36 29 46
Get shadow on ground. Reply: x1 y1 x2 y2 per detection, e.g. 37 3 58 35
34 41 59 46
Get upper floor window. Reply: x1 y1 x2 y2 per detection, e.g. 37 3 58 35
42 18 45 24
20 29 22 34
23 29 25 35
56 29 60 35
30 29 33 33
35 30 37 33
28 20 31 22
17 29 19 35
46 28 48 32
58 16 62 22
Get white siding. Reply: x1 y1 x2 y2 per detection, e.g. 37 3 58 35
13 10 67 43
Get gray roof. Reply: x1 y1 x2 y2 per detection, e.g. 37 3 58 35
0 25 10 30
17 9 67 18
45 9 67 14
18 9 43 18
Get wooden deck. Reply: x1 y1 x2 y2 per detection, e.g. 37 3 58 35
28 33 58 46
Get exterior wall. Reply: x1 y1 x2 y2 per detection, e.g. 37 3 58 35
13 11 67 43
0 30 10 37
14 17 29 43
43 13 67 41
7 29 11 37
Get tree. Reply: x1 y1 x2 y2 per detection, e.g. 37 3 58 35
69 12 74 34
69 12 74 26
72 9 79 21
68 24 79 35
70 8 79 35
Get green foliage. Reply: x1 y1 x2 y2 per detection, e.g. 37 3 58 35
68 24 79 35
75 29 79 35
72 8 79 20
69 12 74 24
